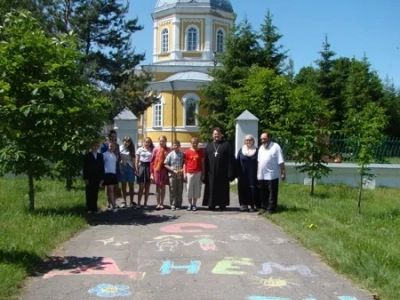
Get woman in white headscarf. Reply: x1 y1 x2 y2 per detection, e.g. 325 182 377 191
236 134 259 212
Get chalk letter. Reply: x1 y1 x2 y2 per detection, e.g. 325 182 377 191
247 297 291 300
212 257 254 275
160 223 217 233
160 260 201 275
338 297 358 300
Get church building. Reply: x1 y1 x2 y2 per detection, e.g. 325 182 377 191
140 0 236 148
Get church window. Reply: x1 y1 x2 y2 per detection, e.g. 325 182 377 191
216 29 224 53
186 26 199 51
161 28 169 53
153 102 162 128
183 93 200 127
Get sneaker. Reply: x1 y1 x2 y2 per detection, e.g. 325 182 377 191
249 208 255 212
187 205 192 211
171 206 176 211
113 208 118 213
192 206 197 211
240 205 247 211
120 202 126 208
143 206 148 210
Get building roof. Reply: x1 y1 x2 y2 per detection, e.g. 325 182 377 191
114 108 137 121
235 110 259 121
147 71 213 92
154 0 234 13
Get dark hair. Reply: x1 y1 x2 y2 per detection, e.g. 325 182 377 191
144 137 154 152
109 130 117 136
212 127 222 134
123 136 135 159
172 140 181 146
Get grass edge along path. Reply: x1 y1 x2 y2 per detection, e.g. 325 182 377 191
0 177 96 299
231 183 399 300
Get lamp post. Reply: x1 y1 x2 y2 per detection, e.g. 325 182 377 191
213 51 217 67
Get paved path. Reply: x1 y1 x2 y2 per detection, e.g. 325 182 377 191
23 187 372 300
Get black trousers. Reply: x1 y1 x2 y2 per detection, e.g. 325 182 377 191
85 179 101 211
259 178 279 211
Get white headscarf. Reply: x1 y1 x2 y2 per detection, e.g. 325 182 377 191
241 134 257 157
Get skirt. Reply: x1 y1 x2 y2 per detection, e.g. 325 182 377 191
137 162 151 183
104 173 118 186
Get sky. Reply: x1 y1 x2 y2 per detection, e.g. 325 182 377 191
128 0 400 86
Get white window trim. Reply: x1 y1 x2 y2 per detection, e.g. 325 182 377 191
152 96 165 128
182 93 200 127
186 25 200 51
216 27 225 53
161 28 169 53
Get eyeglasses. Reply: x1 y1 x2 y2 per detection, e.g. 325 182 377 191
245 139 253 141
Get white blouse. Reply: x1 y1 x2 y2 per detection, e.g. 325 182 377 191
103 151 117 174
136 147 152 162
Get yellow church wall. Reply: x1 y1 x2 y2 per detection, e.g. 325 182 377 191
153 72 175 81
212 22 230 51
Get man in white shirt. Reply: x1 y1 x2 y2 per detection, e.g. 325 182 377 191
257 132 286 214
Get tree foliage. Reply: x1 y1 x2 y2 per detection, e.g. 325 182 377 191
0 10 110 208
343 103 387 213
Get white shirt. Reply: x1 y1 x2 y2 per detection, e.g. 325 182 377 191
103 151 117 174
257 142 284 180
92 151 97 160
136 147 152 162
120 145 134 167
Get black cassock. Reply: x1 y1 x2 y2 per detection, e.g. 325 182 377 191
202 140 236 208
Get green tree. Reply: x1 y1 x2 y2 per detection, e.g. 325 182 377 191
199 18 260 142
288 86 334 196
294 66 319 91
315 35 336 103
381 77 400 136
258 9 288 74
0 10 109 208
343 103 387 214
43 0 147 118
227 66 292 138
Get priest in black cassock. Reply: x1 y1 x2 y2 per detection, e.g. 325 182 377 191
202 127 237 211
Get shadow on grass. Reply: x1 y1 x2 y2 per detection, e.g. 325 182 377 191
277 204 309 213
0 250 43 275
30 204 180 226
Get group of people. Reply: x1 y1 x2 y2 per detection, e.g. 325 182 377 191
82 128 285 215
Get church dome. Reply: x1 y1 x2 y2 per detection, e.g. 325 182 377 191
154 0 234 13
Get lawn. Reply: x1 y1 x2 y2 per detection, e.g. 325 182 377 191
231 183 400 300
0 177 102 299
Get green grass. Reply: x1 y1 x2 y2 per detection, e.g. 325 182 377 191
232 183 400 300
0 177 102 299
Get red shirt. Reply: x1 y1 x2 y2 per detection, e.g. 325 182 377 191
184 148 204 173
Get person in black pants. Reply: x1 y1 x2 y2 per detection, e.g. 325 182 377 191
83 141 104 213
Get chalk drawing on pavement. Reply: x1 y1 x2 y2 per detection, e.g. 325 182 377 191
146 236 183 251
88 284 131 298
160 260 201 275
231 233 260 241
43 257 145 280
212 257 254 275
95 237 130 247
247 297 291 300
160 222 217 233
183 235 227 250
258 262 316 277
249 276 299 289
271 238 289 244
338 297 359 300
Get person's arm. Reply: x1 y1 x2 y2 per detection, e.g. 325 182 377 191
164 153 174 173
277 145 285 181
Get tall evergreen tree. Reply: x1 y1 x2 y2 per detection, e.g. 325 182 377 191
42 0 147 118
258 9 288 74
199 18 260 142
315 35 336 103
382 77 400 136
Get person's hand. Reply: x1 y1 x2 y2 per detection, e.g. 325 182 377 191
84 180 89 185
281 173 286 181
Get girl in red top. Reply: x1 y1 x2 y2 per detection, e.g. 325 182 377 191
183 137 204 211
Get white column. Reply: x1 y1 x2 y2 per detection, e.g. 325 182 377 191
204 15 213 59
153 21 158 63
172 17 181 60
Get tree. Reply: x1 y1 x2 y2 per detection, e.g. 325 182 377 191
288 86 334 196
0 10 110 208
42 0 147 118
381 77 400 137
227 66 292 139
199 18 261 142
258 9 288 74
315 35 336 102
343 103 387 214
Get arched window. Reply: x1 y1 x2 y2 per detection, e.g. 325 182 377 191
186 26 199 51
182 93 200 127
161 28 169 53
216 29 224 53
